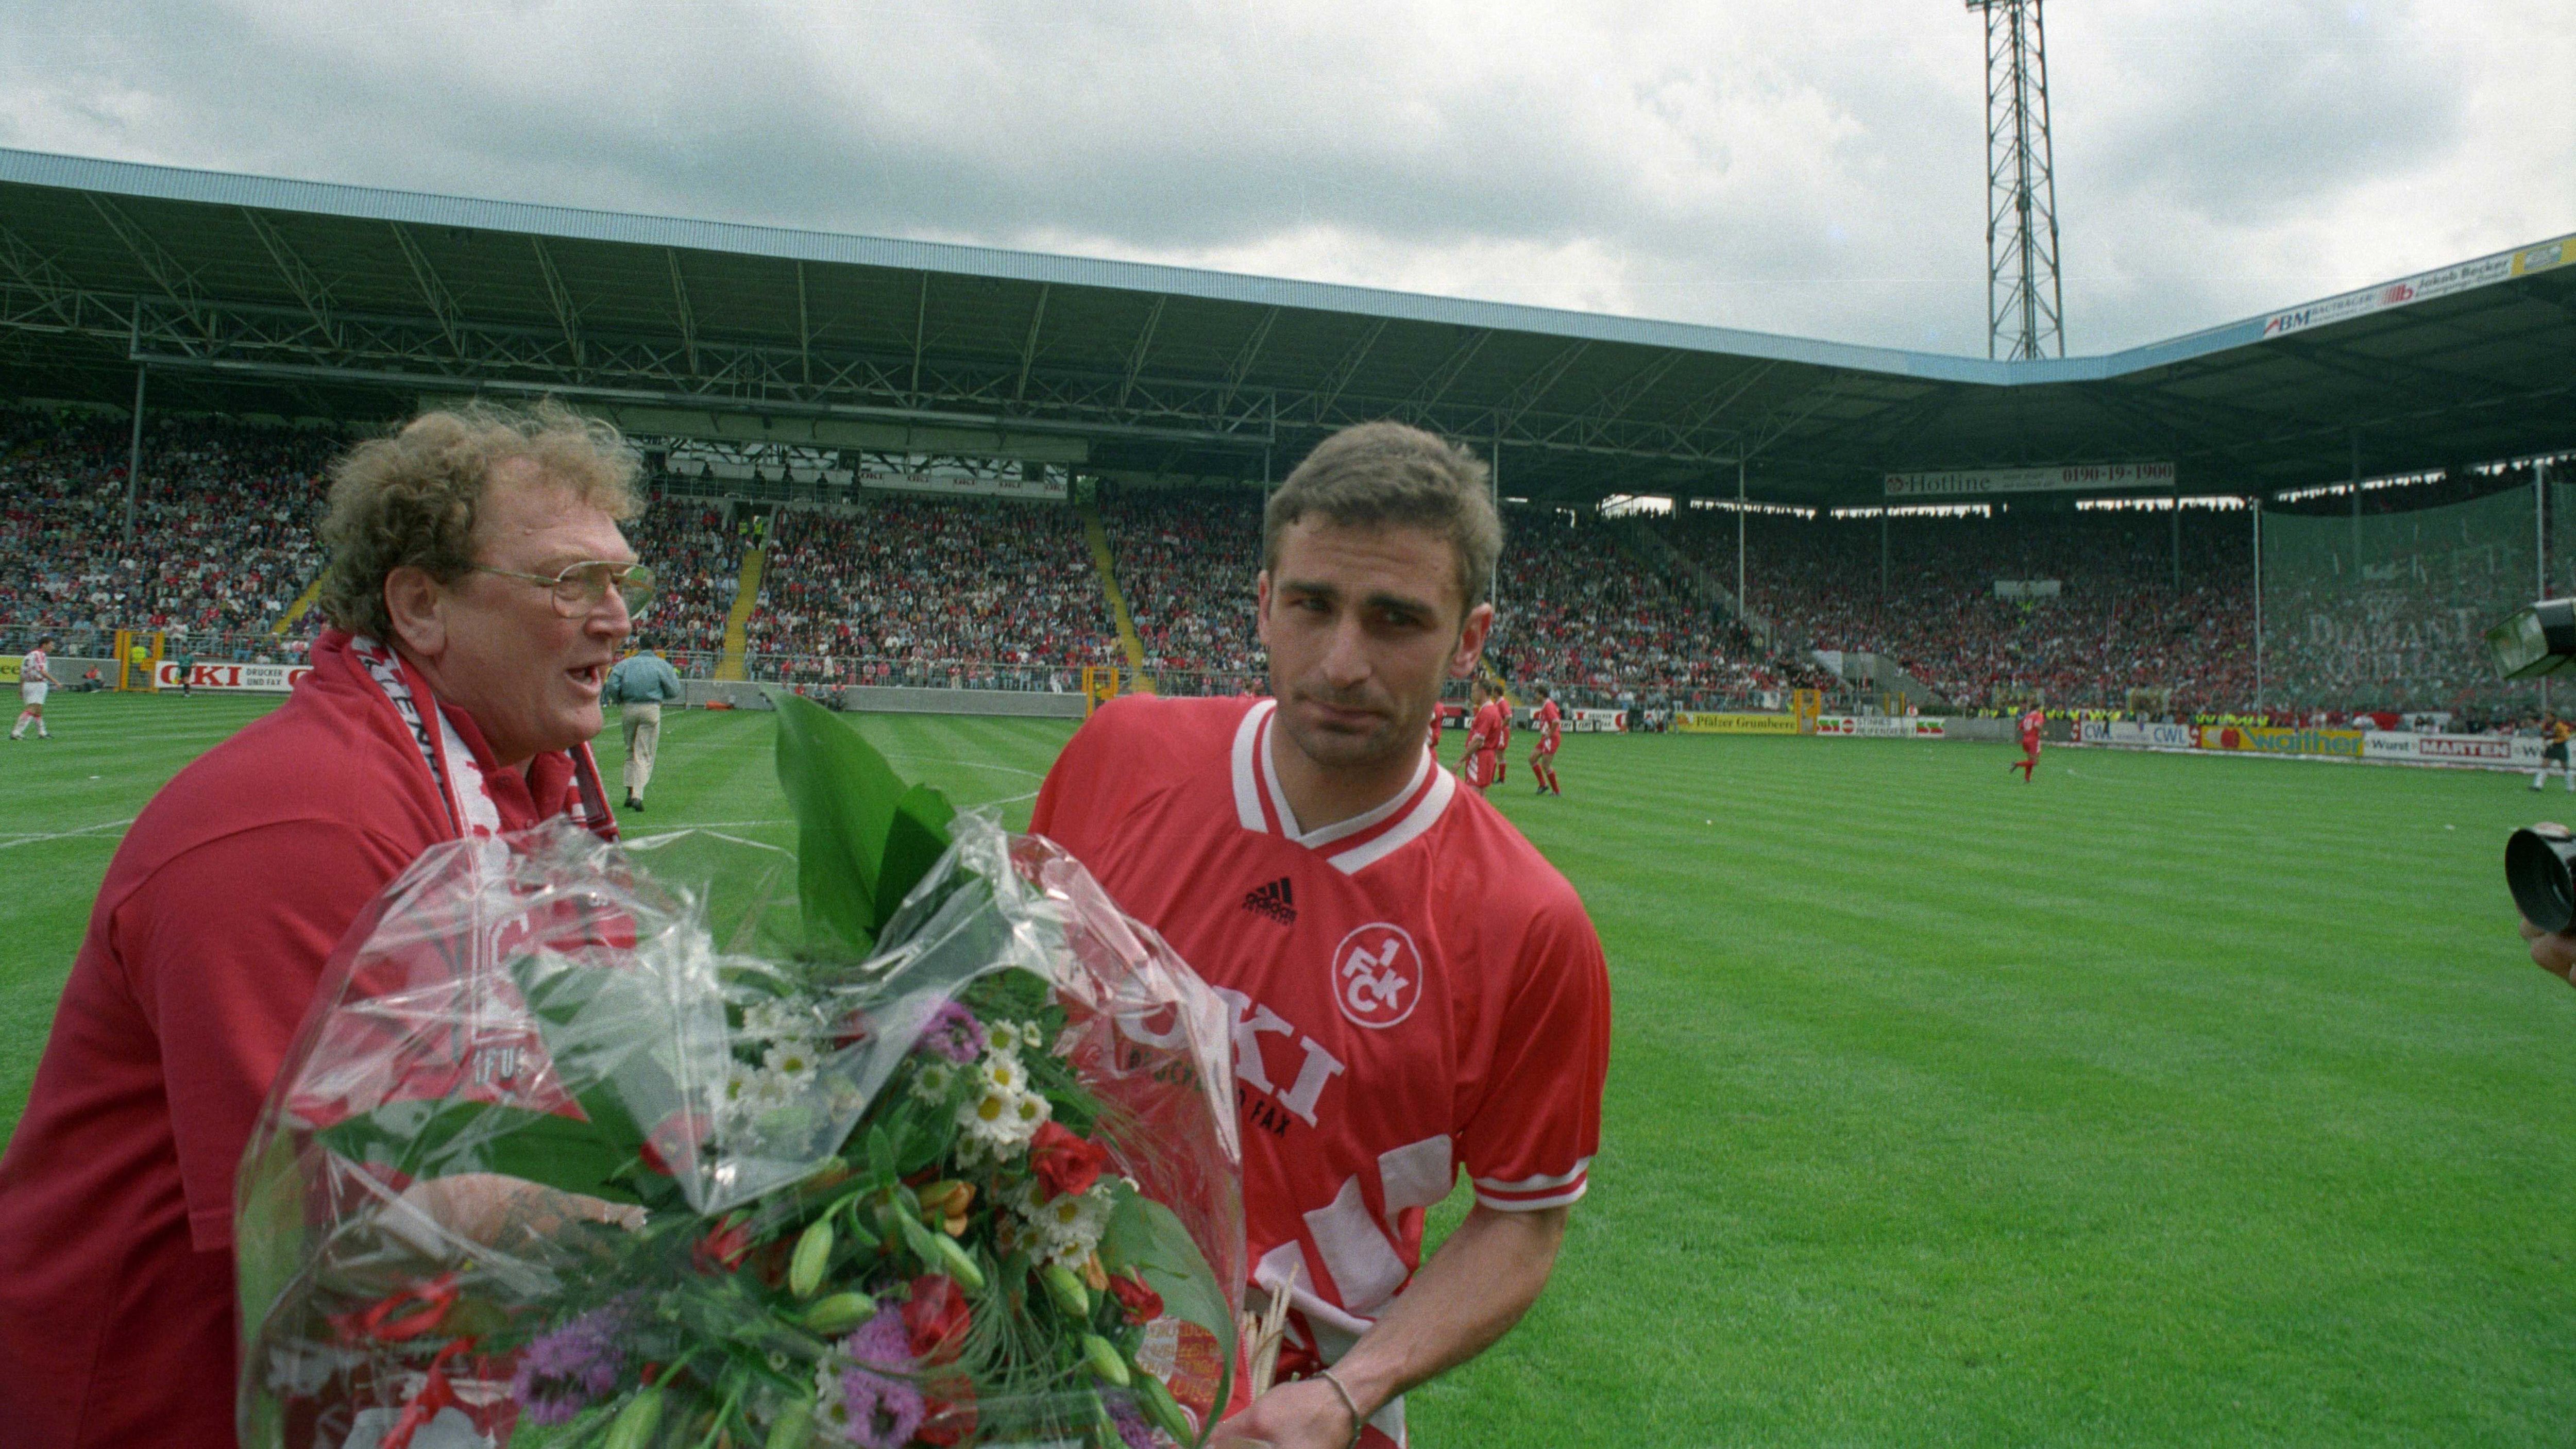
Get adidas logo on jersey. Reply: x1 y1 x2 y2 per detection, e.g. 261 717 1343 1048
1240 876 1296 925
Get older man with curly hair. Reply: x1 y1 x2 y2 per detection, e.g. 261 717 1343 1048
0 402 648 1449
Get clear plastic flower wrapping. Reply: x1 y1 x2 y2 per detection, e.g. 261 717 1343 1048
236 813 1243 1449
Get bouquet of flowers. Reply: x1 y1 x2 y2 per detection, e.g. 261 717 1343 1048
236 698 1243 1449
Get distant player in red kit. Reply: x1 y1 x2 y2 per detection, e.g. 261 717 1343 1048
1425 698 1444 753
1460 678 1506 793
1033 421 1610 1449
2011 705 2044 781
1529 687 1563 796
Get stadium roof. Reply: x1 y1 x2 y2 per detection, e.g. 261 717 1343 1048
0 147 2569 508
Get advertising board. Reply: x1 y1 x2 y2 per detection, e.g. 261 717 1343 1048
1885 462 2173 498
2361 732 2539 768
2192 725 2365 758
1814 716 1947 739
859 469 1068 502
2077 721 2196 749
1673 712 1797 735
1569 707 1628 733
155 660 312 694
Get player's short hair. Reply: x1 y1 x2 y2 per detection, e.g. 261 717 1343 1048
1263 420 1503 616
318 400 640 644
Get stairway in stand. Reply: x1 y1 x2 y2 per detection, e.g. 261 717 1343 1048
1079 504 1155 693
714 517 770 682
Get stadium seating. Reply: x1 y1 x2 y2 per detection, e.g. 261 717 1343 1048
1668 508 2256 713
1099 490 1266 696
1494 510 1822 708
0 407 335 660
623 497 740 676
742 496 1118 689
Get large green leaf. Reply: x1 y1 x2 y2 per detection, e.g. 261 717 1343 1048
315 1101 645 1204
1099 1192 1239 1447
1099 1192 1239 1366
877 782 959 924
772 694 912 953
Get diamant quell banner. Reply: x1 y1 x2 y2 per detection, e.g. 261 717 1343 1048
1885 462 2175 499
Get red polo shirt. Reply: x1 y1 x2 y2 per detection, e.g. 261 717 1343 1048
0 632 597 1449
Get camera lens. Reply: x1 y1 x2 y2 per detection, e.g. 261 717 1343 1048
2505 828 2576 935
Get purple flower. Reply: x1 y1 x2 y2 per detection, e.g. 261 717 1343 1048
835 1364 925 1449
846 1306 913 1371
919 1000 985 1064
833 1307 924 1448
1103 1390 1159 1449
511 1298 633 1425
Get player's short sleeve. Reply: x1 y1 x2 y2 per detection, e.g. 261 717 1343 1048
1029 697 1141 855
118 820 422 1250
1455 890 1611 1212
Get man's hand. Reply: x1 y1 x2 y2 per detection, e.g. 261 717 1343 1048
1209 1375 1355 1449
2518 916 2576 985
1215 1204 1569 1448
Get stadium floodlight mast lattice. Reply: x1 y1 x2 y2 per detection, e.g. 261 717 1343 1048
1968 0 2066 361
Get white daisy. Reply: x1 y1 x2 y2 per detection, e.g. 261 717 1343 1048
908 1059 956 1104
978 1053 1027 1095
984 1020 1025 1056
764 1040 822 1083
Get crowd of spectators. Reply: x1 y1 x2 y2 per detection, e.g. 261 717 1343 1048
1665 508 2257 713
742 495 1117 688
1099 489 1266 695
0 406 337 660
1491 509 1816 708
623 497 740 672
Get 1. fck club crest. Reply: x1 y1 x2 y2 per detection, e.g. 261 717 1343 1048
1332 923 1421 1029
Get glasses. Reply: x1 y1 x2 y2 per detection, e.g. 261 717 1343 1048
476 561 657 618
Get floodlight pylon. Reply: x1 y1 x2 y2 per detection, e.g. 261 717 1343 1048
1968 0 2065 360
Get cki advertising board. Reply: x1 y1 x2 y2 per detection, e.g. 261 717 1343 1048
1673 712 1798 735
155 660 312 694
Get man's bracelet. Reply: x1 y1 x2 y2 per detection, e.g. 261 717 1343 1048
1315 1368 1366 1448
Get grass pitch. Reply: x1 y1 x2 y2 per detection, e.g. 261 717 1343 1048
6 695 2575 1445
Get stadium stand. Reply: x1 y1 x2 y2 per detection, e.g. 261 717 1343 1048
623 496 741 678
739 496 1118 690
1670 508 2258 714
0 406 334 661
7 401 2560 724
1494 509 1822 709
1098 489 1267 696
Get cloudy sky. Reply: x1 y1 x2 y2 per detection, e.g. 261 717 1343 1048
1 1 2567 357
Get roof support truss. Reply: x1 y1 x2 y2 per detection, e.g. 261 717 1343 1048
388 224 464 357
1117 295 1167 412
666 250 698 377
1014 284 1051 403
531 237 584 370
237 209 337 348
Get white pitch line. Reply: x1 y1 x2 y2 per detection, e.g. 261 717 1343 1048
0 818 136 851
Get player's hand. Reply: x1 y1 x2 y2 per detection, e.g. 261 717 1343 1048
1210 1377 1362 1449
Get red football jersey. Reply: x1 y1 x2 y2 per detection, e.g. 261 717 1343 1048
1032 696 1611 1447
1532 699 1562 751
1468 699 1505 754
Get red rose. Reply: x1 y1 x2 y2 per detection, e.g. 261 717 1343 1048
1107 1270 1163 1325
903 1273 974 1363
915 1374 978 1447
1027 1122 1111 1202
692 1216 755 1274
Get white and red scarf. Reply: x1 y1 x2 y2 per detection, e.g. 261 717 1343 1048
343 633 617 843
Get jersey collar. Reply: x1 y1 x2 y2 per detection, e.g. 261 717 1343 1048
1231 698 1456 874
